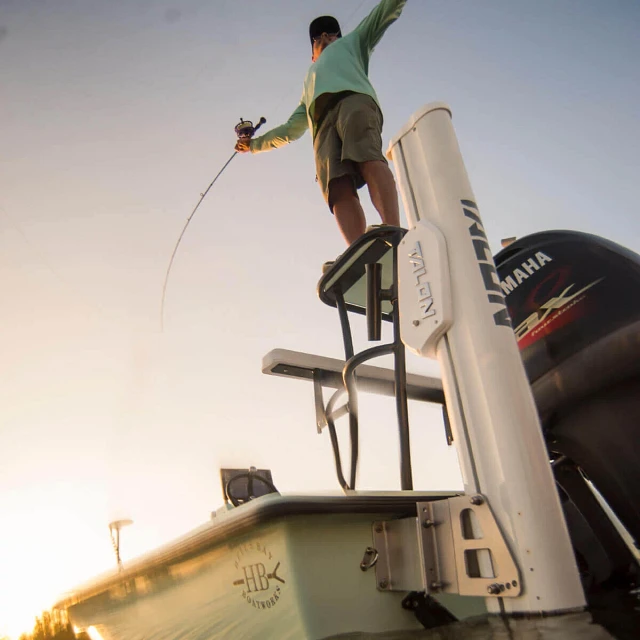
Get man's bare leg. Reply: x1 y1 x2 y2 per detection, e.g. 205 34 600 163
330 175 366 245
357 159 400 227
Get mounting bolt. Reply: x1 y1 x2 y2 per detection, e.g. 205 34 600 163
470 495 484 505
422 519 434 528
412 320 420 326
487 583 501 595
379 579 389 590
430 581 444 591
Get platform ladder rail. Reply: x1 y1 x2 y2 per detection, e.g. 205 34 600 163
315 227 416 493
386 102 586 615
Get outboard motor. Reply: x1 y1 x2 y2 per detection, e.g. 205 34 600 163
495 230 640 589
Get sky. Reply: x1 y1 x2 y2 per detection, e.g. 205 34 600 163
1 0 639 636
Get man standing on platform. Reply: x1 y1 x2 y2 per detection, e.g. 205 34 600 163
236 1 407 246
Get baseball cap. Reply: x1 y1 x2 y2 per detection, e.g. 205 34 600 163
309 16 342 45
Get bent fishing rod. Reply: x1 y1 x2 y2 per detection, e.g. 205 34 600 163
160 116 266 330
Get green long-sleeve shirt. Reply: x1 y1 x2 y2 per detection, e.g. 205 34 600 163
250 0 407 153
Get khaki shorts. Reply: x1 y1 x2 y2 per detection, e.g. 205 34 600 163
313 92 387 211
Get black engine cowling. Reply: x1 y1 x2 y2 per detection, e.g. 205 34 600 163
494 230 640 587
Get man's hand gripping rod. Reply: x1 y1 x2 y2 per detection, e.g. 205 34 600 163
160 116 266 329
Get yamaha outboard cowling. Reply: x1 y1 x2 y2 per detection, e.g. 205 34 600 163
495 230 640 587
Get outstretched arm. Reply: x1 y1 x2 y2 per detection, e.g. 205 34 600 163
246 103 308 153
353 0 407 54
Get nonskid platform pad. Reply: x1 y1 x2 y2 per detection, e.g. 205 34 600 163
318 225 407 320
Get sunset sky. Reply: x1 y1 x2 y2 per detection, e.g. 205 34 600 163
1 0 639 636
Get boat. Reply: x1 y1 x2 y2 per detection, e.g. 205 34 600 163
54 103 640 639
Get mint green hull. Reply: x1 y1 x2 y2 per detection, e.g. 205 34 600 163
58 494 484 639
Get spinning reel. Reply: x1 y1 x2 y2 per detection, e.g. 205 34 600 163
235 116 267 141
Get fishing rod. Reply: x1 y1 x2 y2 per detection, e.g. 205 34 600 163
160 116 266 330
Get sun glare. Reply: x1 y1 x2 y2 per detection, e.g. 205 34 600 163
0 489 115 640
86 626 105 640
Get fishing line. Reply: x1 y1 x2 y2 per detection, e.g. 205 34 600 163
344 0 370 29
